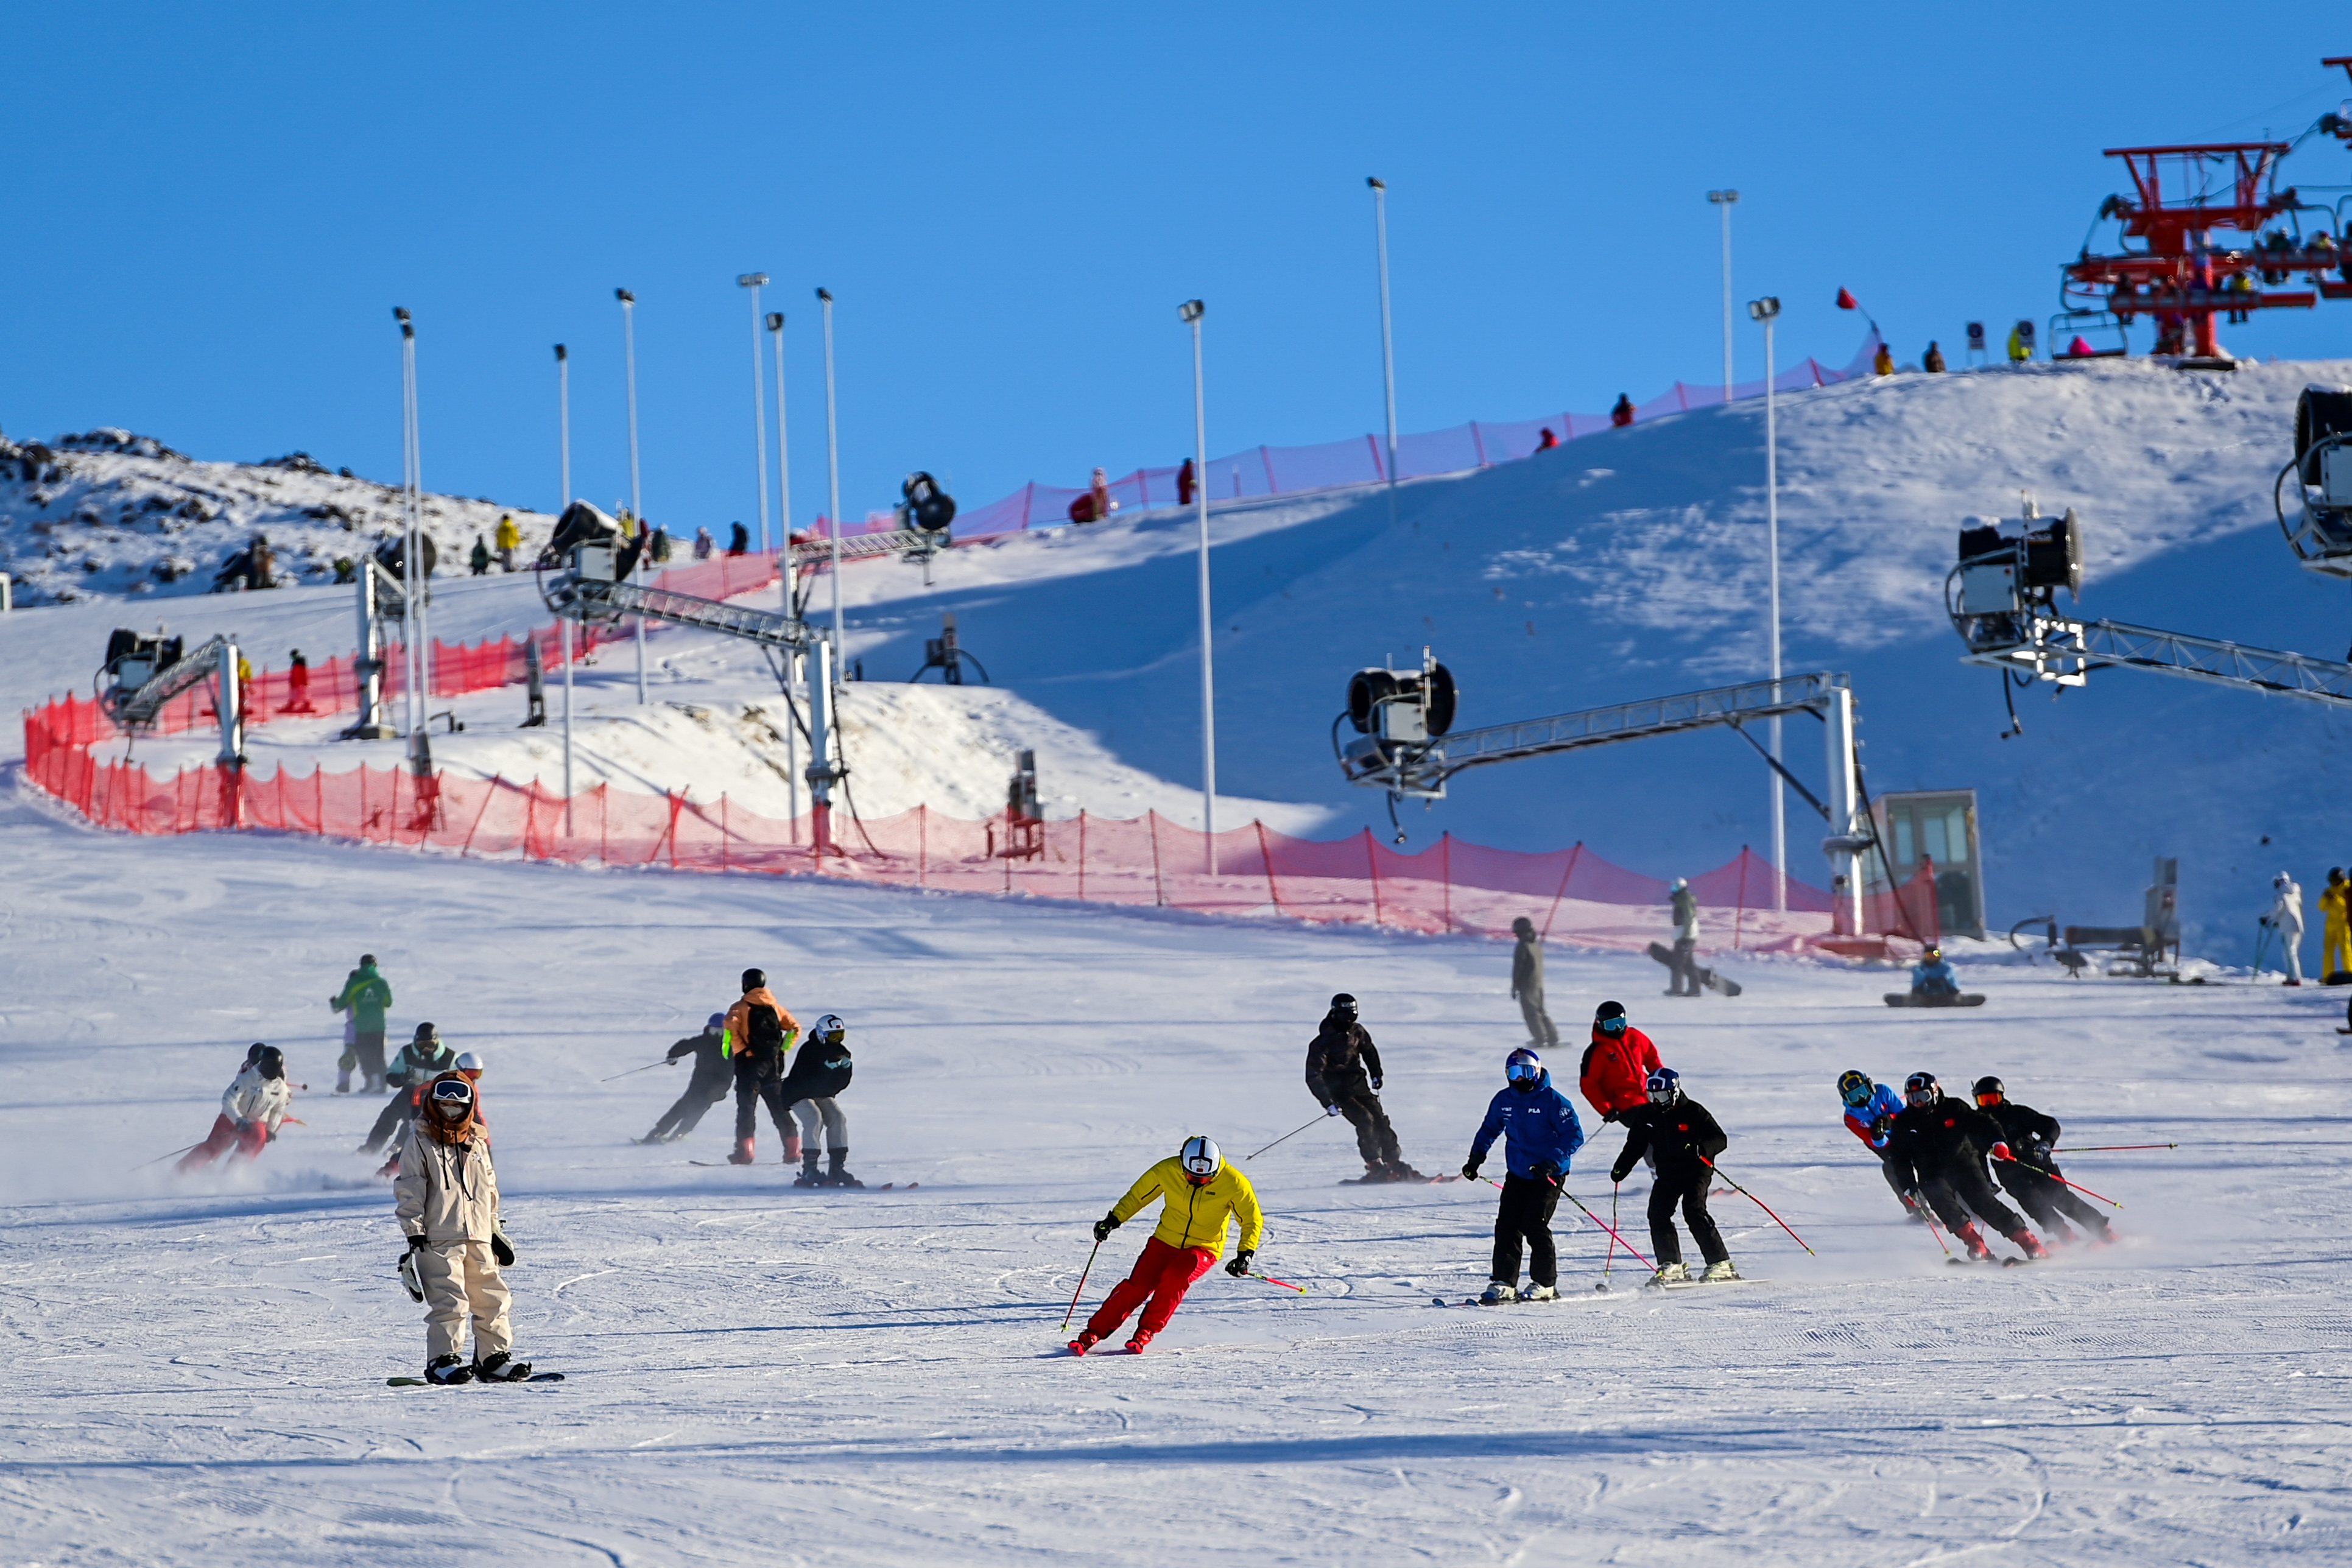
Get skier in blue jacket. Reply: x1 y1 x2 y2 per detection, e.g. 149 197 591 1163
1839 1068 1928 1220
1462 1047 1586 1304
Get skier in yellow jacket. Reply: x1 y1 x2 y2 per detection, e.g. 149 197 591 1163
1070 1136 1264 1355
2322 868 2350 981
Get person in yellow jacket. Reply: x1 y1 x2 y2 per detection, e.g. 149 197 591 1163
2322 867 2350 981
493 513 521 572
1069 1136 1264 1355
2007 325 2033 364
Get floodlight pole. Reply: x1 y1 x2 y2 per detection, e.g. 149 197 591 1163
819 287 843 661
618 287 647 705
1368 177 1400 528
1708 190 1739 400
1749 295 1785 912
561 616 575 836
555 344 571 507
393 308 430 771
1181 298 1218 871
768 310 792 616
738 274 771 554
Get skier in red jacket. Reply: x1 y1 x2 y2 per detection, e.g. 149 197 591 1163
1577 1000 1661 1124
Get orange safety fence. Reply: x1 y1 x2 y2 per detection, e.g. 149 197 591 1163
22 687 1936 957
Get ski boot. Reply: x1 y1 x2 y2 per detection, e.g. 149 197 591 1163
474 1351 533 1382
784 1132 801 1162
1360 1159 1392 1183
1700 1259 1741 1283
793 1152 824 1189
1124 1332 1153 1354
424 1353 474 1386
1067 1332 1099 1357
2008 1229 2049 1260
825 1149 864 1189
1523 1283 1558 1302
727 1137 756 1166
1649 1262 1688 1287
335 1069 352 1095
1954 1222 1994 1261
1384 1159 1425 1182
1479 1281 1519 1305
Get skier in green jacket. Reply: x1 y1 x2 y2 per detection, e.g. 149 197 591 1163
332 954 395 1094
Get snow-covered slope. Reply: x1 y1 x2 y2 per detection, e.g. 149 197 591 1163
0 427 557 603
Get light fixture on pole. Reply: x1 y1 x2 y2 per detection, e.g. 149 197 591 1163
616 287 648 705
393 307 430 775
1180 298 1218 872
767 309 792 618
554 343 571 507
1367 177 1400 529
1747 293 1784 912
1708 191 1739 401
738 273 771 554
817 287 843 661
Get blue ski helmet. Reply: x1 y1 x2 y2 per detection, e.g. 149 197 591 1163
1646 1066 1681 1105
1505 1048 1543 1088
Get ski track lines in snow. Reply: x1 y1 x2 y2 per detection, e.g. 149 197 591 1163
4 786 2352 1563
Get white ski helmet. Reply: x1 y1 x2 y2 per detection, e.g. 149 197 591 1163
455 1050 485 1077
809 1013 847 1048
1179 1135 1220 1180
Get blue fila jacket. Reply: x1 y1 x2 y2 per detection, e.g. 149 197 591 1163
1470 1069 1586 1178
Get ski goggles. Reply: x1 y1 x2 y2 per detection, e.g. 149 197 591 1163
1974 1091 2002 1108
1840 1086 1872 1109
1505 1060 1542 1083
429 1078 474 1105
1596 1018 1627 1036
1903 1085 1936 1108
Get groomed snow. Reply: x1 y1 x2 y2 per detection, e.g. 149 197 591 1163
2 775 2346 1564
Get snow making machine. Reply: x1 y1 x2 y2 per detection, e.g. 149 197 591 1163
2277 384 2352 577
97 626 247 765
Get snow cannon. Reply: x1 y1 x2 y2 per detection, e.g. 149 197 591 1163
2278 385 2352 577
535 501 640 622
1949 501 2085 666
897 472 957 535
1336 648 1456 806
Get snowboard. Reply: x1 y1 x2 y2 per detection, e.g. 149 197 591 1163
1884 993 1987 1008
387 1371 565 1387
1646 943 1743 996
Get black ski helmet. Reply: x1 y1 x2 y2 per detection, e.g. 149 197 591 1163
1330 993 1358 1016
414 1022 438 1044
244 1042 266 1067
742 968 766 992
1512 915 1536 937
256 1046 284 1080
1972 1075 2006 1104
1903 1070 1940 1106
1646 1066 1681 1105
1837 1069 1873 1108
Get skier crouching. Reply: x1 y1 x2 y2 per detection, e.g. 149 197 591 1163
784 1013 859 1187
1611 1067 1736 1284
639 1013 731 1145
1973 1077 2113 1247
178 1044 292 1173
1071 1136 1263 1355
1838 1069 1929 1221
1460 1047 1585 1304
394 1072 530 1384
1885 1071 2048 1263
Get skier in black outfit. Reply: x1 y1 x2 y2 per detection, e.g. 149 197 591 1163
639 1013 731 1144
1885 1072 2049 1262
1305 993 1420 1181
724 970 801 1165
1610 1067 1736 1284
780 1011 859 1187
361 1024 457 1153
1972 1077 2113 1246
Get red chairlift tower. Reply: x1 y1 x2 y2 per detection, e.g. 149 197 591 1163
2061 140 2348 364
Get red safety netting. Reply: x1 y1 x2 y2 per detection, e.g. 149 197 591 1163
22 689 1935 958
808 329 1885 547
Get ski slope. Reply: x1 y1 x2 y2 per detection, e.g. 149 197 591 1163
2 774 2347 1564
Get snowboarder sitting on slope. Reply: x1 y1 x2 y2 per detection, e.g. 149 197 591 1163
1071 1136 1264 1355
1839 1069 1929 1221
1885 1071 2047 1263
1579 1000 1661 1125
361 1024 457 1153
1305 993 1421 1182
783 1012 859 1188
178 1044 292 1173
1611 1067 1736 1284
1462 1047 1586 1304
1910 947 1960 998
725 969 801 1165
1973 1077 2113 1248
395 1072 530 1385
639 1014 732 1145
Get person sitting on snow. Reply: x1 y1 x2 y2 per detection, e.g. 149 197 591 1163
1910 946 1960 997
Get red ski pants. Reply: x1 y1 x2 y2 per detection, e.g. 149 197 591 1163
177 1114 266 1172
1086 1237 1217 1341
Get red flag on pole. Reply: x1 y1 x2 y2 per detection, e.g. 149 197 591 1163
1836 287 1859 310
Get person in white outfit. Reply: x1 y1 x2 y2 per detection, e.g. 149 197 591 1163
395 1072 528 1383
2264 871 2306 986
177 1044 293 1173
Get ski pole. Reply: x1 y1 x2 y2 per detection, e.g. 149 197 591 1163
1700 1156 1815 1256
2056 1143 2177 1153
133 1142 202 1170
1601 1183 1619 1284
600 1060 674 1083
1060 1239 1103 1331
1250 1271 1306 1293
1992 1151 2123 1208
1476 1175 1655 1270
1919 1208 1954 1257
1245 1114 1330 1161
2253 922 2271 980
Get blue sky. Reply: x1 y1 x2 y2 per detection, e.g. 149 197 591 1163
3 4 2349 536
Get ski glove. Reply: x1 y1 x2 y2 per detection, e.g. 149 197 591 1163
1609 1159 1634 1184
1225 1248 1255 1278
491 1232 515 1267
396 1247 424 1303
1325 1104 1343 1117
1370 1077 1383 1092
1529 1161 1560 1184
1093 1211 1122 1243
1460 1159 1482 1181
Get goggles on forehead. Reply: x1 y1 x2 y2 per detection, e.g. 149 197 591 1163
430 1078 474 1105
